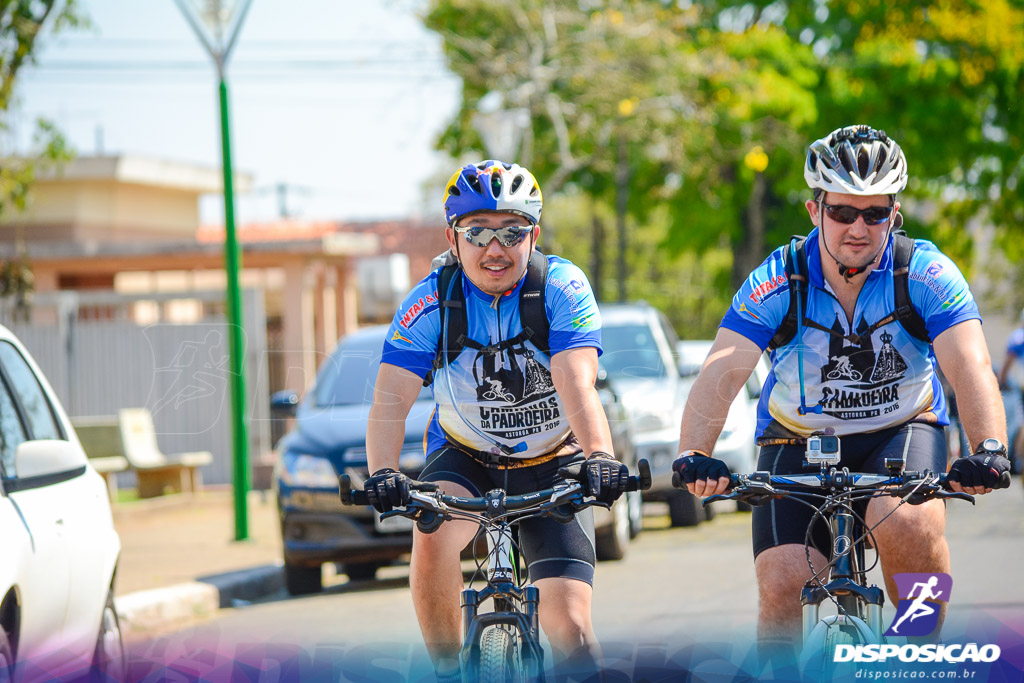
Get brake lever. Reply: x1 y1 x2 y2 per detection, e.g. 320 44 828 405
936 490 976 504
703 493 737 506
379 508 418 521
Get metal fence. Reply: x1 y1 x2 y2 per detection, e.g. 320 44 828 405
0 289 272 487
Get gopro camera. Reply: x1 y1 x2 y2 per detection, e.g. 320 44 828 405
806 434 841 465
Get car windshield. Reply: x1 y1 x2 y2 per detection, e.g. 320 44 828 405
314 334 431 406
600 323 668 379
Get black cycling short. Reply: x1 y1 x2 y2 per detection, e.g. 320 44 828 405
419 447 596 585
751 422 947 559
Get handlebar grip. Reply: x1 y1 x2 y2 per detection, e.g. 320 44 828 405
338 474 368 506
626 459 652 491
995 471 1012 489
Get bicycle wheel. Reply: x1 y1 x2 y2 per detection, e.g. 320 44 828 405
479 625 522 683
800 615 874 680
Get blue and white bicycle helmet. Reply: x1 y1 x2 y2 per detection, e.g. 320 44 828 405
442 160 543 226
805 125 908 196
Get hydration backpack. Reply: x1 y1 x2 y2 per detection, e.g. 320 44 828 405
767 230 931 351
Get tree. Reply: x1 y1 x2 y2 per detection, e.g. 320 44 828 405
425 0 741 330
1 0 84 314
696 0 1024 284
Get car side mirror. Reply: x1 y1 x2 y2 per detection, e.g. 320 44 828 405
677 363 701 378
270 390 300 418
15 439 88 479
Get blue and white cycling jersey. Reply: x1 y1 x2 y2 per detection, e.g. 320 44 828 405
382 255 602 458
721 228 980 439
1007 327 1024 358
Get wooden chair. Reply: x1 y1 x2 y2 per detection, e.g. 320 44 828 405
118 408 213 498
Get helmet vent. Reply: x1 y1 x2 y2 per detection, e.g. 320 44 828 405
448 185 461 197
490 172 503 198
857 147 872 178
501 162 512 171
465 174 483 194
529 184 540 197
510 174 524 194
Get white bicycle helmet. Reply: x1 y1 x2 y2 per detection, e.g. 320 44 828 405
805 125 908 196
442 160 543 226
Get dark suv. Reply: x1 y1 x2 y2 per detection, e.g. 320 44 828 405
272 325 637 595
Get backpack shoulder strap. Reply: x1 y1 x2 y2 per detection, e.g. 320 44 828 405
891 231 931 343
767 236 809 351
519 250 550 354
423 263 467 387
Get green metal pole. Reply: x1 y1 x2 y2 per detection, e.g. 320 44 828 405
218 75 250 541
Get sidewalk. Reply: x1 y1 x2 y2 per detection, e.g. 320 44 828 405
111 488 285 636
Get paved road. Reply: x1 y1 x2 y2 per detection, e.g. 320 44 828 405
127 483 1024 680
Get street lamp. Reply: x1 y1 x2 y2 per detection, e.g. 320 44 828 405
472 91 530 163
472 91 538 246
175 0 254 541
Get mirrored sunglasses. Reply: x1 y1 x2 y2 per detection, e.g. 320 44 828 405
454 225 534 248
822 203 892 225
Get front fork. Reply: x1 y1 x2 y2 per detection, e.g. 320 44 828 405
461 585 541 640
801 509 885 642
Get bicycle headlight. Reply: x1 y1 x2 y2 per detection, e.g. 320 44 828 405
278 452 338 488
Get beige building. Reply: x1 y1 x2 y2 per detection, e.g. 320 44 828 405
0 154 449 394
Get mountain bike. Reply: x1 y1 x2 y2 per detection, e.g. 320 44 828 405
339 459 651 682
702 457 1003 676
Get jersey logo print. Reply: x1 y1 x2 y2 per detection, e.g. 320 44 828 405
816 316 907 421
738 302 760 319
398 291 439 329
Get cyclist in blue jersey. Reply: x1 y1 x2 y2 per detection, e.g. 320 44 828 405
363 160 627 681
673 125 1011 653
996 308 1024 392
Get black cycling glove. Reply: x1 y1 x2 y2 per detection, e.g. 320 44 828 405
363 468 412 513
558 452 628 505
671 453 731 489
947 451 1011 490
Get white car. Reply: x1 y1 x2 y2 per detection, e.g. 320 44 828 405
676 340 771 476
0 324 124 681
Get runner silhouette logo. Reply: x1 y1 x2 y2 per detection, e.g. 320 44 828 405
884 573 952 637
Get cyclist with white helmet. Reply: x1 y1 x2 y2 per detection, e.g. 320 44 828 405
363 160 626 681
673 125 1011 656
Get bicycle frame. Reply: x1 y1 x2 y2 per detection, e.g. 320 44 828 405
459 497 544 680
338 460 651 683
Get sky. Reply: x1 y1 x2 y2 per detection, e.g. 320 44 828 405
11 0 463 225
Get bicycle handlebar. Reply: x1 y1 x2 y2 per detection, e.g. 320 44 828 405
701 468 986 507
338 458 652 514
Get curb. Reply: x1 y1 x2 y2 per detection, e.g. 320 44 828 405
115 563 284 634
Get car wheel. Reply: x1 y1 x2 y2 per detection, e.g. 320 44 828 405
284 562 323 595
91 587 126 683
667 489 704 527
596 498 630 561
0 627 13 682
343 562 381 581
627 489 643 538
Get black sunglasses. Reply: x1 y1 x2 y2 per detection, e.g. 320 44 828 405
454 225 534 248
822 203 892 225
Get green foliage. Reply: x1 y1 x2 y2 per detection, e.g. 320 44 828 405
1 0 84 310
424 0 1024 335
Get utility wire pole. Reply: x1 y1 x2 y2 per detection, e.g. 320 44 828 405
175 0 254 541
